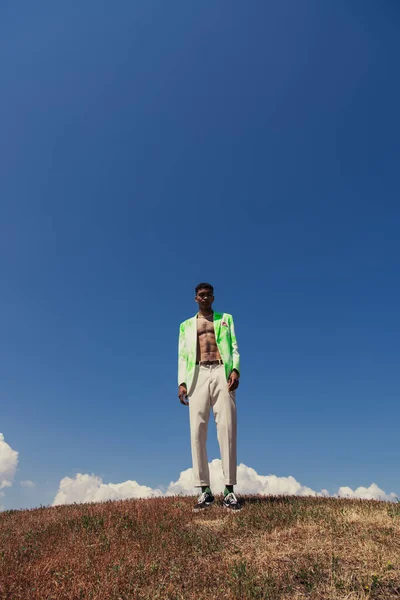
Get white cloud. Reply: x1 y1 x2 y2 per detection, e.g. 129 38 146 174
52 473 163 506
165 459 323 497
51 459 399 507
336 483 398 502
2 430 396 509
52 460 331 506
0 433 18 490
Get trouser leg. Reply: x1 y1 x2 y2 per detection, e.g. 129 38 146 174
188 366 211 486
211 365 237 486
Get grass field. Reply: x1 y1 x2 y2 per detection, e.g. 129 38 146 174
1 495 400 599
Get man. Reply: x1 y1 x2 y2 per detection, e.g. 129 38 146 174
178 283 242 512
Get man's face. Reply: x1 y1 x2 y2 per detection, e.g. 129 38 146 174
195 288 214 310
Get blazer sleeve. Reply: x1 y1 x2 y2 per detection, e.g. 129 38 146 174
178 321 187 386
229 314 240 375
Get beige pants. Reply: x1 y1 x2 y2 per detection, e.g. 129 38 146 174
188 363 237 487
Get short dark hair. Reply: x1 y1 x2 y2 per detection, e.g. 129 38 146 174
195 282 214 295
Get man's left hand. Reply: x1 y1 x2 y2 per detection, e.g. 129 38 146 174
228 371 239 392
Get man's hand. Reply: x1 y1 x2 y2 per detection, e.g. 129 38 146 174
228 371 239 392
178 385 189 406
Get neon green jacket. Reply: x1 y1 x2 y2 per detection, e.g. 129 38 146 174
178 312 240 395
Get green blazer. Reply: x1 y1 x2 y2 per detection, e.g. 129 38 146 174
178 312 240 395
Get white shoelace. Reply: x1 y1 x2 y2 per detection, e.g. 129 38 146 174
225 492 238 504
197 492 208 504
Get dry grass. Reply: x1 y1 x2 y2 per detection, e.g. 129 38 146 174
1 495 400 599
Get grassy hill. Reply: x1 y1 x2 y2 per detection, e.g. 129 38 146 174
1 495 399 599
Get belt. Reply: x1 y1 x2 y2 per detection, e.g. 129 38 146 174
196 359 224 366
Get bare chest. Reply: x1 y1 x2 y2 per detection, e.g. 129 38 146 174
197 319 216 338
196 317 221 361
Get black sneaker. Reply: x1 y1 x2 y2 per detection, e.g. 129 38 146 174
223 492 242 512
192 491 215 512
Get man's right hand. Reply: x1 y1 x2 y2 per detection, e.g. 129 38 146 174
178 385 188 406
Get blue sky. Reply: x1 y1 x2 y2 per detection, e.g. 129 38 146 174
1 0 399 510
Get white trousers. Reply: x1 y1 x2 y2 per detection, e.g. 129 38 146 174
188 363 237 487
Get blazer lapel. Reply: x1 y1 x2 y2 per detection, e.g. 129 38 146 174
188 315 198 357
213 312 222 343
